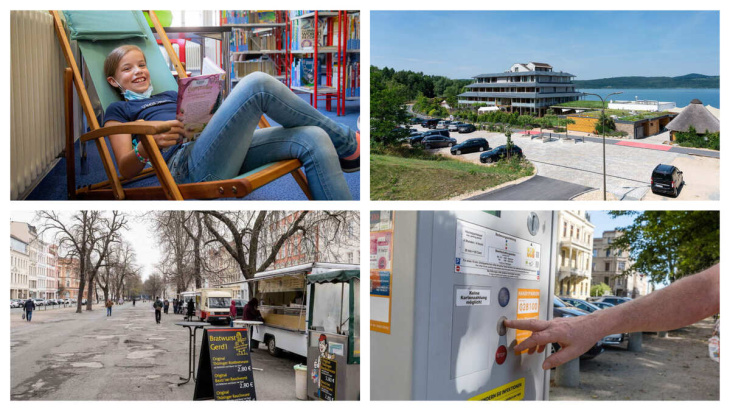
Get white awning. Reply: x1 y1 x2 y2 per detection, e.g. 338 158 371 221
478 106 500 113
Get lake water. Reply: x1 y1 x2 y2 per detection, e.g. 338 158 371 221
579 88 719 108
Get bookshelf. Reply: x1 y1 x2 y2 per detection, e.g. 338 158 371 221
287 10 360 115
220 11 289 88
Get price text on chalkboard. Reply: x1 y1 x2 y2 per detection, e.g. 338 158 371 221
194 328 256 401
319 358 337 401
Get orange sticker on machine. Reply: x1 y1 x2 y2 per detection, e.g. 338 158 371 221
515 289 540 353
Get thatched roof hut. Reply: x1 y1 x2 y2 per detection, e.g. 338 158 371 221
666 99 720 134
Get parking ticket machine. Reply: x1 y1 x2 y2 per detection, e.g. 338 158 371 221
370 211 556 400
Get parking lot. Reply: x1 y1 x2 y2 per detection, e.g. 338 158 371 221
409 124 719 201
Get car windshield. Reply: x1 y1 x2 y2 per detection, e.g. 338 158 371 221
554 297 569 308
208 297 231 308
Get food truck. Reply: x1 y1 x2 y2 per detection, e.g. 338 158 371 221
179 288 235 324
222 262 359 359
306 268 360 401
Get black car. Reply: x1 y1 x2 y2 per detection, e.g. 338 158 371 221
409 117 423 125
553 297 604 359
479 145 523 163
457 124 476 133
651 164 683 197
451 138 489 155
410 129 450 146
421 119 439 129
422 135 457 149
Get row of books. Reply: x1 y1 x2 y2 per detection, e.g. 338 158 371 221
290 58 315 87
233 58 276 79
229 28 278 52
289 14 360 51
220 10 277 25
334 60 361 97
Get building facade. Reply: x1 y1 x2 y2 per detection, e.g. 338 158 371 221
555 211 594 299
57 257 84 300
10 235 30 299
458 62 581 116
592 231 652 298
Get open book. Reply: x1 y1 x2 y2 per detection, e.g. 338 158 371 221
176 58 226 142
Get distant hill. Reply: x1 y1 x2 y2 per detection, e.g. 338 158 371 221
574 74 719 89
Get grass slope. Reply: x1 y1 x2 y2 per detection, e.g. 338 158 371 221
371 151 534 200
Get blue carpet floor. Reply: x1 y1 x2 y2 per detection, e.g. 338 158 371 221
27 95 359 201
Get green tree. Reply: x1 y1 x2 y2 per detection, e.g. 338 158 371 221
370 67 411 146
608 211 720 284
590 283 612 297
517 115 534 133
595 111 616 134
504 127 513 160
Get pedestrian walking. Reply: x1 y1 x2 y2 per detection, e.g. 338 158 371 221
24 298 35 322
163 299 170 314
153 297 163 324
186 299 195 321
132 297 136 307
105 299 113 316
229 299 237 327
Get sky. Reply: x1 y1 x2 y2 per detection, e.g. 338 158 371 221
588 210 636 238
11 211 160 281
371 11 720 80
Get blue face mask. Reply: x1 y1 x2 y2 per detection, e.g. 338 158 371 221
123 85 154 101
113 79 153 100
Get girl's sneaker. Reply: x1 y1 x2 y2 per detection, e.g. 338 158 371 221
340 130 360 172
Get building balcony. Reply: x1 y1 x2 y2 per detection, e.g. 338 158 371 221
558 266 590 282
559 238 592 252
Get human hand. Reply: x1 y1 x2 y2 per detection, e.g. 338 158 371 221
504 316 602 370
151 119 185 148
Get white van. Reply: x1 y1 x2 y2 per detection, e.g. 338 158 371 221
180 288 234 324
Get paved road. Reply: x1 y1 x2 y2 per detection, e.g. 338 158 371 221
11 303 301 400
467 176 593 201
410 124 719 200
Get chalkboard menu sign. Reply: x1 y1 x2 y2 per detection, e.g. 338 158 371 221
319 358 337 401
194 328 256 401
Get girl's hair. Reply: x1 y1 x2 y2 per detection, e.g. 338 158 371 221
103 45 145 79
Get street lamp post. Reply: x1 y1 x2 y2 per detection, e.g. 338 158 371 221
582 91 623 200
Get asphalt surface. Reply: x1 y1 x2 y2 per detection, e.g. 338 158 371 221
466 175 593 201
11 302 302 400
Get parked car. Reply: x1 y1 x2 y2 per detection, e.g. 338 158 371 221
436 120 451 129
451 138 489 155
591 301 615 309
422 135 457 149
11 300 21 308
651 164 683 197
591 296 632 306
33 298 45 306
421 119 439 129
559 297 602 313
479 145 523 163
457 124 477 133
410 129 450 146
553 297 604 359
410 117 423 125
448 122 465 132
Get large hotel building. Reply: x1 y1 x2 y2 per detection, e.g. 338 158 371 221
458 62 581 116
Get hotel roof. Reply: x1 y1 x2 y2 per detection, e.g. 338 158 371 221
472 71 575 79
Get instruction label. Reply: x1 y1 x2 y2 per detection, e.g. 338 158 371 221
469 378 525 401
515 289 540 353
455 220 541 280
455 287 491 307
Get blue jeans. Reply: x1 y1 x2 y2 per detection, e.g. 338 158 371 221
168 72 356 200
26 310 32 322
107 307 112 316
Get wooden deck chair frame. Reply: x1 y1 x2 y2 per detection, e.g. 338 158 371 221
51 10 312 200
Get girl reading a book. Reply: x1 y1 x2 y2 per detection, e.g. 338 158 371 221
102 45 359 200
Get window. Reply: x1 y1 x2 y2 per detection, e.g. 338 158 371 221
592 249 597 257
605 262 610 271
605 249 610 257
619 262 626 271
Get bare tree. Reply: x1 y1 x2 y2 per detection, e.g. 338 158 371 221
199 211 357 292
144 272 164 300
38 211 127 313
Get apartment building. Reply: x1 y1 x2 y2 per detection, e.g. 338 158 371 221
592 231 652 298
57 257 84 300
458 62 581 116
555 210 595 299
10 235 30 299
